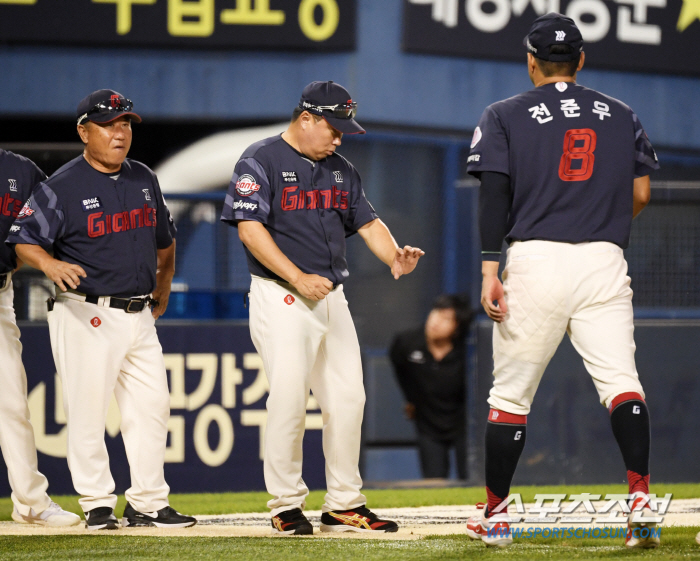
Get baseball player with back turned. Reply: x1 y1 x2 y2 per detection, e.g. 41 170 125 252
464 14 660 549
0 150 80 527
222 81 424 535
7 90 195 530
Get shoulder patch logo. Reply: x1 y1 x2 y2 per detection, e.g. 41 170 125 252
8 179 17 192
90 317 101 328
284 294 295 305
471 126 482 149
17 200 34 218
333 171 343 183
142 189 151 201
235 174 261 197
281 171 298 183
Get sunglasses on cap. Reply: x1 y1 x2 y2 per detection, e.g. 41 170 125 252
77 97 135 125
300 100 358 119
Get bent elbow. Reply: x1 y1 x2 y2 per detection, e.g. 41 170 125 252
237 222 256 247
636 191 651 209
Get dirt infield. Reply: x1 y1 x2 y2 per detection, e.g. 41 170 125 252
1 500 698 538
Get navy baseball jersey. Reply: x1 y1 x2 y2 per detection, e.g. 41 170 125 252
6 156 176 297
221 134 378 286
0 150 46 274
467 82 659 248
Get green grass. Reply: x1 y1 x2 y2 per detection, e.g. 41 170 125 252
1 482 695 520
1 528 699 561
0 485 699 560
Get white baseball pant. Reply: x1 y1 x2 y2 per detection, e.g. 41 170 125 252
489 240 645 415
248 275 366 516
0 279 52 516
48 293 170 513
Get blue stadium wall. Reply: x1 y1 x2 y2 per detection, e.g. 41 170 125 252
1 0 699 151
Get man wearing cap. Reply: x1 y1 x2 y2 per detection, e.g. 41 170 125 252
7 89 196 530
221 81 424 535
465 13 659 548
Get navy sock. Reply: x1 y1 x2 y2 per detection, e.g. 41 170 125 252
485 409 527 516
609 393 650 494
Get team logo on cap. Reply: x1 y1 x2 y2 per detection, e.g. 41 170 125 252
555 30 566 41
110 94 121 108
235 174 261 197
91 317 102 328
284 295 295 305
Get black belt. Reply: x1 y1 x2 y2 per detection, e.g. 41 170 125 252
0 273 9 290
84 294 151 313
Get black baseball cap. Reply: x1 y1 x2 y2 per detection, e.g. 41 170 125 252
524 13 583 62
76 89 142 126
299 81 365 135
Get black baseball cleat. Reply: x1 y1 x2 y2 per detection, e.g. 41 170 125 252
85 507 120 530
121 503 197 528
271 508 313 536
320 505 399 533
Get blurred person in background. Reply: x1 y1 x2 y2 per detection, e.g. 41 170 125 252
390 294 473 480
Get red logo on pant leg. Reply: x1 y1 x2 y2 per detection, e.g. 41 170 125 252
284 295 295 305
91 317 101 327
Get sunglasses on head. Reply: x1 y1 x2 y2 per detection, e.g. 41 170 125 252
78 98 134 125
300 100 357 119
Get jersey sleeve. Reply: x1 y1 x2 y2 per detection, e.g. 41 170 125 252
221 157 271 225
344 165 378 236
5 183 65 249
631 112 660 178
467 104 510 178
153 174 176 249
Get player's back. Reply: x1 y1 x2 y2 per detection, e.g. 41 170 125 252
472 82 650 249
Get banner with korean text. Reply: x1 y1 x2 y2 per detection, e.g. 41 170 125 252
0 321 325 496
0 0 354 50
404 0 700 75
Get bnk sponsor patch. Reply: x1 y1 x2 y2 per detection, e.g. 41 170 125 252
81 197 103 211
281 171 298 183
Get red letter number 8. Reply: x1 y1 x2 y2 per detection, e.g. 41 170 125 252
559 128 597 181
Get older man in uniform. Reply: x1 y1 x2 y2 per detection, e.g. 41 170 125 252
222 81 424 535
8 90 195 530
